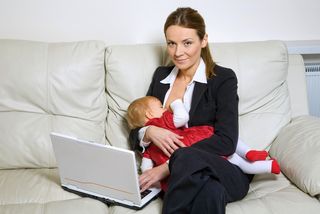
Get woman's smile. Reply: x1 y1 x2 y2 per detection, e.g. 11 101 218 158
174 58 188 64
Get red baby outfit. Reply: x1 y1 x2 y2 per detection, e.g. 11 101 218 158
143 110 214 191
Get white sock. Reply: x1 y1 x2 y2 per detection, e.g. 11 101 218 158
235 138 251 159
228 153 272 174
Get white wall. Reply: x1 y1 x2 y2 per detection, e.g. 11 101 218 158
0 0 320 45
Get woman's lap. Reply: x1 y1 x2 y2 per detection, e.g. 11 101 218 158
162 147 251 213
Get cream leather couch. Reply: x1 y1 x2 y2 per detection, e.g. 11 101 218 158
0 39 319 214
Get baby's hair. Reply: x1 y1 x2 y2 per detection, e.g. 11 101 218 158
126 96 160 129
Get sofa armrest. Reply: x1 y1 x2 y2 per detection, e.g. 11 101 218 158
269 115 320 197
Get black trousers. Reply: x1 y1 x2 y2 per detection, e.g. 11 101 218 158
162 147 252 214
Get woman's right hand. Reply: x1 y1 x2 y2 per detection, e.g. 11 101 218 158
144 125 185 157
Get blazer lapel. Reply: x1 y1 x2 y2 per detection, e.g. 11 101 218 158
156 83 170 103
189 82 207 120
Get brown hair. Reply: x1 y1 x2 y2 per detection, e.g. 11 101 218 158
126 96 159 129
164 7 215 78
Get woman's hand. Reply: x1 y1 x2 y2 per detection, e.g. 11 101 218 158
139 163 170 192
144 125 185 157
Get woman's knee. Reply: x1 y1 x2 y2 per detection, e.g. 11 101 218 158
170 147 205 167
169 147 200 172
171 147 193 161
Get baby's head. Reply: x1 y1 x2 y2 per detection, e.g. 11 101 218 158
126 96 165 129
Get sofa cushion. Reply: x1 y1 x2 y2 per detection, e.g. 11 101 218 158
0 165 162 214
105 44 164 149
270 115 320 197
0 198 108 214
227 173 320 213
286 54 309 117
210 41 291 150
108 199 162 214
0 168 79 204
0 40 107 169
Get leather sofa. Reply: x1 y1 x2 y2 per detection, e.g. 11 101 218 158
0 39 319 213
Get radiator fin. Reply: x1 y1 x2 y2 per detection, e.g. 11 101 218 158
305 63 320 117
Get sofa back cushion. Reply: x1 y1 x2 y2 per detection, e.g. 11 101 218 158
105 41 291 150
210 41 291 149
105 45 164 149
0 40 106 169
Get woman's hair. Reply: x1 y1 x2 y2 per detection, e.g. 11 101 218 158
126 96 159 129
164 7 215 78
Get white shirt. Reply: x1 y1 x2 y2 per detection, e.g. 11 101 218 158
160 58 207 118
139 59 207 150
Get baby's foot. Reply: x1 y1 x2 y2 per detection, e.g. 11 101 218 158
246 150 268 161
271 158 280 174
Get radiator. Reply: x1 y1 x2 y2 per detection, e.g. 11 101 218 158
305 63 320 117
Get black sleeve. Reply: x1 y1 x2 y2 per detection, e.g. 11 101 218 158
191 69 239 156
129 127 142 151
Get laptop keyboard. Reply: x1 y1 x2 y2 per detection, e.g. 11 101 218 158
140 189 151 199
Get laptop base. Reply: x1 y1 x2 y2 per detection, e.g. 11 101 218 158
62 186 160 210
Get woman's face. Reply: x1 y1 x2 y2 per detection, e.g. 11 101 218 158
165 25 207 74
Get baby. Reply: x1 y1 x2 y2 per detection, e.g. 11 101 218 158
127 96 280 190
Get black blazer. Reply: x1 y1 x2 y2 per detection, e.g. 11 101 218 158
129 64 239 157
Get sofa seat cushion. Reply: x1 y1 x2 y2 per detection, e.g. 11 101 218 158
0 168 164 214
108 199 162 214
2 168 318 214
0 168 80 204
0 198 108 214
227 173 320 213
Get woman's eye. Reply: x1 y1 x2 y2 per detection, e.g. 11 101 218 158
167 42 175 47
184 41 192 47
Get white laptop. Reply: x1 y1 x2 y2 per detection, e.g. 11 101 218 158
50 132 161 210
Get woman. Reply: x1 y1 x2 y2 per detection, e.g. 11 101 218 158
129 7 252 214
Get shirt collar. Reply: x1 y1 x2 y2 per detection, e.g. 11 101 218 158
160 58 207 85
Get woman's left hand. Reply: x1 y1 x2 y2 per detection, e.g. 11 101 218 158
139 163 170 192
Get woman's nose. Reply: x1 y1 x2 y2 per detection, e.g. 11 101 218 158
174 45 184 57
